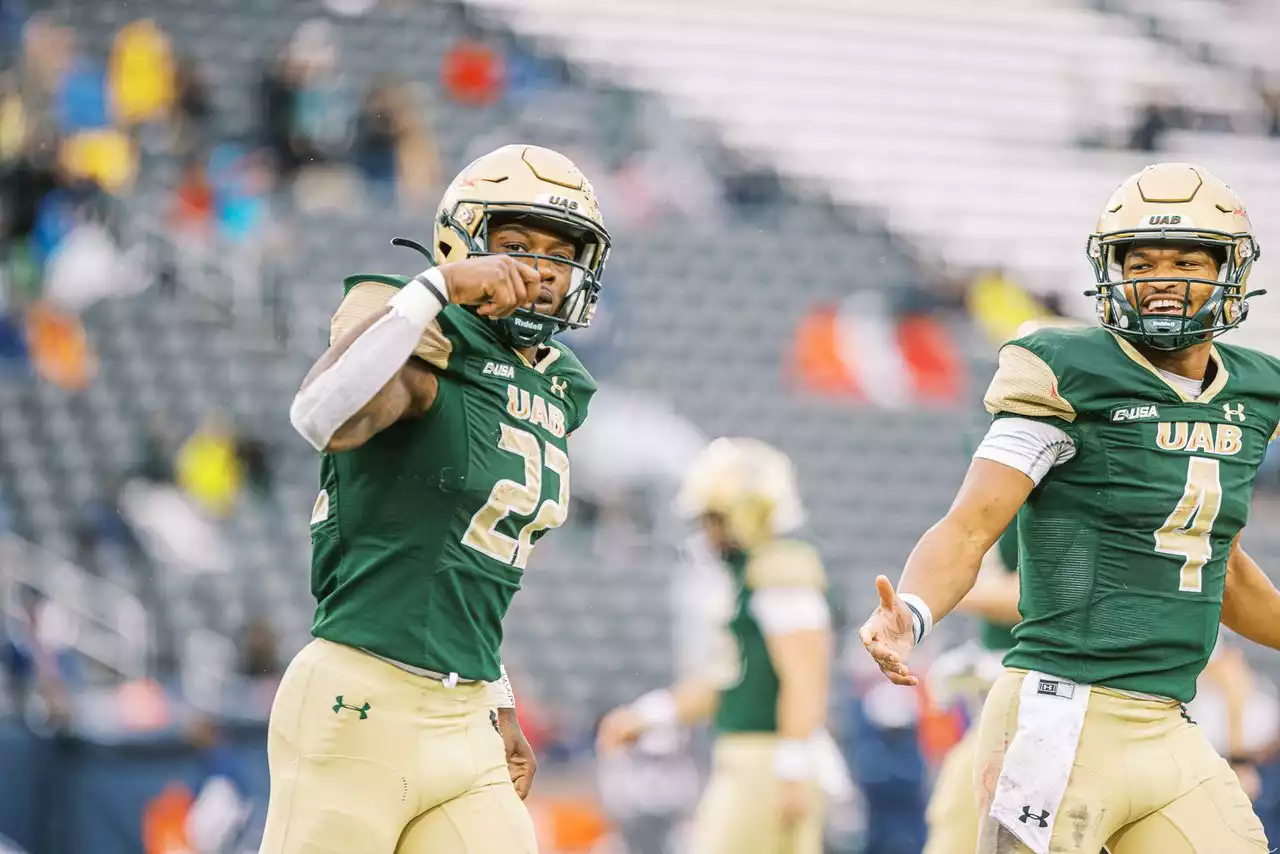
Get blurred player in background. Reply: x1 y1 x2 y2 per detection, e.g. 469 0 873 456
861 162 1280 854
922 526 1019 854
597 438 850 854
261 144 610 854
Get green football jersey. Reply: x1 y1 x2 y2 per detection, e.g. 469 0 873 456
712 540 827 734
308 274 597 682
977 526 1019 653
985 326 1280 702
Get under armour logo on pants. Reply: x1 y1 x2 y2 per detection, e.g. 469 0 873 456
1019 806 1050 828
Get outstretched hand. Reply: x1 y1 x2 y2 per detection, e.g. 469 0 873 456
858 575 920 686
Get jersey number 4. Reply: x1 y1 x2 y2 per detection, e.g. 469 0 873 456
462 424 569 569
1154 456 1222 593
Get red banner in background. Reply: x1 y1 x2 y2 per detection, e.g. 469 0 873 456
790 301 966 408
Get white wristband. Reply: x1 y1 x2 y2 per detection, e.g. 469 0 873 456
631 689 678 730
773 738 814 781
488 664 516 709
899 593 933 645
388 268 449 328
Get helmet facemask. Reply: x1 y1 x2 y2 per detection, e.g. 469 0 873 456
438 199 611 349
1088 228 1261 352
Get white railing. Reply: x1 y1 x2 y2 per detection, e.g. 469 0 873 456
0 535 152 681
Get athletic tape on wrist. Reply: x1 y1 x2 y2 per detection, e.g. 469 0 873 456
631 689 678 730
899 593 933 645
412 266 450 306
773 739 814 781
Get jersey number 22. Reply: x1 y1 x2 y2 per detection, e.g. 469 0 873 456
462 423 569 569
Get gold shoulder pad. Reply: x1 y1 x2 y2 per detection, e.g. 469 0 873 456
330 281 452 370
746 540 827 590
983 345 1076 423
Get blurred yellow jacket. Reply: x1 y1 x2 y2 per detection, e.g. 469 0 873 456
176 425 242 518
109 19 175 125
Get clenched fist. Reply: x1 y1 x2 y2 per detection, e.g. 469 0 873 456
439 255 541 318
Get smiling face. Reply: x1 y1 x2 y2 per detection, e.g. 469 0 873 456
1120 242 1222 320
486 220 578 317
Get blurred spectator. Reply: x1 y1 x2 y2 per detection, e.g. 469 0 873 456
134 411 180 484
2 586 81 732
286 20 360 211
185 718 254 853
237 617 281 680
288 19 353 165
235 433 274 495
0 71 28 161
19 17 72 145
119 477 234 575
58 127 136 194
175 412 244 518
0 0 26 66
1128 90 1181 152
0 311 26 367
54 47 108 135
44 211 141 312
168 152 215 241
171 59 212 156
354 76 440 209
22 300 96 389
259 43 301 178
108 19 175 128
842 646 929 854
208 142 272 245
442 37 505 106
1261 79 1280 137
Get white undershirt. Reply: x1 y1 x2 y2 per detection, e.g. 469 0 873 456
974 370 1203 485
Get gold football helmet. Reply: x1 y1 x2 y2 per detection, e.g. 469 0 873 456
1087 162 1262 351
677 438 806 550
431 144 610 348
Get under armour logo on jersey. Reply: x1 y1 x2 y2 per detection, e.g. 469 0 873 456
1223 403 1246 422
1019 806 1050 828
333 696 370 719
549 377 568 398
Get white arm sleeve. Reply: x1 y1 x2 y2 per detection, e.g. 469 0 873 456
289 273 447 452
973 417 1077 486
749 587 831 636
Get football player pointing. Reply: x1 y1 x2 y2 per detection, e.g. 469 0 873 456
598 438 842 854
862 163 1280 854
261 145 607 854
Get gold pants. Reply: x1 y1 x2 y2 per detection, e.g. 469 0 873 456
689 733 824 854
974 669 1267 854
925 728 981 854
258 639 536 854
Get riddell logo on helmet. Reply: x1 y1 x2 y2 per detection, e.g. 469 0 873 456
1148 215 1182 226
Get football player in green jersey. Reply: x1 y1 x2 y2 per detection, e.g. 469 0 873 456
261 145 608 854
860 162 1280 854
596 438 846 854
